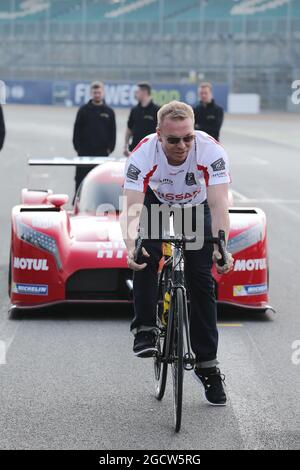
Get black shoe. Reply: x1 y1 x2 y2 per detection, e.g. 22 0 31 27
193 367 227 406
133 330 158 358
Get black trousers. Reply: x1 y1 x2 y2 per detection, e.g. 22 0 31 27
131 188 218 367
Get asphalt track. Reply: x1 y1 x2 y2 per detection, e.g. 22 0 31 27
0 105 299 450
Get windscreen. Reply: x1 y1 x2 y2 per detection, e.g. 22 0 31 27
79 182 123 214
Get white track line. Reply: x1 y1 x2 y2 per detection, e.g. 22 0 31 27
231 189 300 206
231 189 251 202
31 173 49 179
0 322 21 365
232 160 269 166
224 127 300 151
0 301 21 366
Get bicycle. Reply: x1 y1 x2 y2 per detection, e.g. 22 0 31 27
135 229 228 433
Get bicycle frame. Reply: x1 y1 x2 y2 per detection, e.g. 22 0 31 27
161 242 194 370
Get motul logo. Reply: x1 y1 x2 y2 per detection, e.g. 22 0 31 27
14 258 49 271
234 258 266 272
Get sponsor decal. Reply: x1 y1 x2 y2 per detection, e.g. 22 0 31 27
211 158 226 172
212 171 227 179
126 164 141 181
97 241 126 259
233 284 268 297
154 189 201 202
234 258 266 272
160 178 174 185
185 172 197 186
13 257 49 271
13 283 48 296
31 216 59 229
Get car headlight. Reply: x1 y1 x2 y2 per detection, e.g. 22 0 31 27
16 221 62 270
227 223 263 255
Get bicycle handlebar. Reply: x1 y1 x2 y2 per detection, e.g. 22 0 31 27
134 229 228 267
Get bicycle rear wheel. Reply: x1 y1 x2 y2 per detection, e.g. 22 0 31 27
171 288 184 433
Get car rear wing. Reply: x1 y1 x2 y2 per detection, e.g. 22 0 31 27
28 156 125 166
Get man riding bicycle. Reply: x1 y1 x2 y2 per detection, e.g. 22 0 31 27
120 101 234 406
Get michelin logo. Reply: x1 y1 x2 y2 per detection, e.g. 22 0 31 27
233 284 268 296
13 283 48 296
14 258 49 271
234 258 266 272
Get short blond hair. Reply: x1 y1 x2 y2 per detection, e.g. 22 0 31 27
91 80 104 89
157 100 194 128
199 81 212 90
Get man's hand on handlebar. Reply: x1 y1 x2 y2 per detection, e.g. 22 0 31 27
127 247 150 271
213 249 234 274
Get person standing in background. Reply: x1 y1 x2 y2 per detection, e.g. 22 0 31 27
73 81 116 193
193 82 224 141
0 104 5 152
124 83 160 156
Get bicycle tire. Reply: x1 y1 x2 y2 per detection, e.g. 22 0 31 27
171 288 184 433
154 267 169 400
154 330 168 400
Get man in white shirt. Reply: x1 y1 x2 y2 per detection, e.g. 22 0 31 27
120 101 233 406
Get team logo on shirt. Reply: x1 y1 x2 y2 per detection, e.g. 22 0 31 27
126 164 141 181
185 172 197 186
211 158 225 172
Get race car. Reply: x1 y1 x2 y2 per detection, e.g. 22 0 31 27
9 157 274 313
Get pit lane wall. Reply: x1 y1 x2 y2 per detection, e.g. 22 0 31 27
1 79 228 111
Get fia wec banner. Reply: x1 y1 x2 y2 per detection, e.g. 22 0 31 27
3 79 228 110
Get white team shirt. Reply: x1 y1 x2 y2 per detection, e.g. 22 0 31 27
124 131 231 205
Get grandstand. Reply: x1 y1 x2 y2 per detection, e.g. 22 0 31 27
0 0 299 109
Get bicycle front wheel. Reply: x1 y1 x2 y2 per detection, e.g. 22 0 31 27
154 329 168 400
171 288 184 433
154 268 169 401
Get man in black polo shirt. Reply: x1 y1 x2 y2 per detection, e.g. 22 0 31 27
73 81 116 193
0 104 5 152
193 82 224 142
124 83 160 156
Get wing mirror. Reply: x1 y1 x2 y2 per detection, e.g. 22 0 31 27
47 194 69 208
